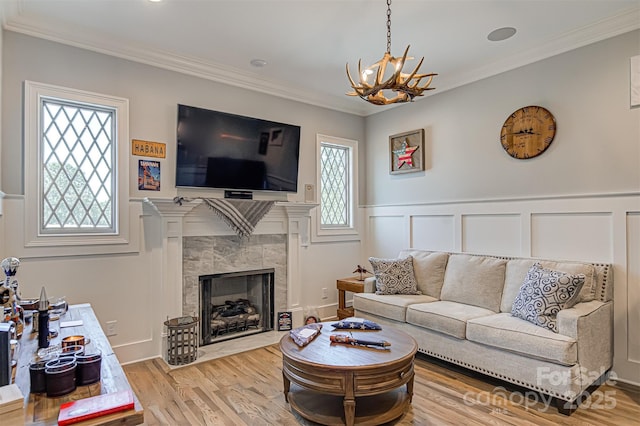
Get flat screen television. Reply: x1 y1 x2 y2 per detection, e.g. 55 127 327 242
176 104 301 192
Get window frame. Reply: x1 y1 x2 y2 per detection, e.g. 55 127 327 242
23 80 131 252
313 134 359 242
39 97 118 234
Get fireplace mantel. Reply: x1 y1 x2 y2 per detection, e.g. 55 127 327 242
143 198 317 244
142 197 317 354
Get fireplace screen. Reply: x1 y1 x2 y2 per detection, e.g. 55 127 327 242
199 268 274 345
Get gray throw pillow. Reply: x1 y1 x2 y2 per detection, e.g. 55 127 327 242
369 256 421 295
511 263 585 333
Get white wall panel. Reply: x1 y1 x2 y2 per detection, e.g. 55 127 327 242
410 215 455 252
462 214 520 256
531 213 612 262
627 213 640 363
369 215 406 258
364 195 640 384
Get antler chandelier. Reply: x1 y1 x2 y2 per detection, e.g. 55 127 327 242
346 0 437 105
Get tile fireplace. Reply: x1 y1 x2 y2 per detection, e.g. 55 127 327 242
142 198 315 359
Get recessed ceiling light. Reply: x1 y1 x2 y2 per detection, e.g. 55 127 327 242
250 59 268 68
487 27 517 42
148 0 163 3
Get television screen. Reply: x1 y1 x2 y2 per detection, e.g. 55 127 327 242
176 104 301 192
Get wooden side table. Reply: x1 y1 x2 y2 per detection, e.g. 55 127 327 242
337 277 366 319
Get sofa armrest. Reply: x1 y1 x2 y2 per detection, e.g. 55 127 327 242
557 300 613 383
556 300 610 338
363 276 376 293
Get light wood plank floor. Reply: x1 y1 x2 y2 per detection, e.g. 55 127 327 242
123 344 639 425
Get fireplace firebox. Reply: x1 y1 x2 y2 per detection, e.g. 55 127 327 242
199 269 274 345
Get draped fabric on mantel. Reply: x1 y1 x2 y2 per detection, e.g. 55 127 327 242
173 197 275 238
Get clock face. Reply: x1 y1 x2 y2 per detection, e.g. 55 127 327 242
500 106 556 159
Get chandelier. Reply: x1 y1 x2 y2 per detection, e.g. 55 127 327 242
346 0 437 105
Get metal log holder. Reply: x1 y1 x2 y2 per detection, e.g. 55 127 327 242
164 316 199 365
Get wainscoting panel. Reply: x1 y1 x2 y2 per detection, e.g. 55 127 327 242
462 214 520 256
410 215 455 252
364 194 640 384
627 213 640 364
368 215 406 258
531 212 613 261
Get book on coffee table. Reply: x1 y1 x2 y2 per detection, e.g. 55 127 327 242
57 390 134 425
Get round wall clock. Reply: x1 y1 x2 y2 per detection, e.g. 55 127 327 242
500 106 556 159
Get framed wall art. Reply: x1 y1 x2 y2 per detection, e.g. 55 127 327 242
389 129 425 174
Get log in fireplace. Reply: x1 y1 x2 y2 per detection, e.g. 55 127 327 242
199 269 274 345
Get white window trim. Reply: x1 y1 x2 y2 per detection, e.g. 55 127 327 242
312 134 360 243
23 80 131 252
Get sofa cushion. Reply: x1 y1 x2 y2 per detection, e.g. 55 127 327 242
440 254 507 312
398 250 449 298
467 313 578 365
406 301 495 339
501 259 596 312
369 256 421 295
511 263 585 333
353 293 437 322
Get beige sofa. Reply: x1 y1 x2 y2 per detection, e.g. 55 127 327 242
353 250 613 412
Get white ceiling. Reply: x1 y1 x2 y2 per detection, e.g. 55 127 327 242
2 0 639 116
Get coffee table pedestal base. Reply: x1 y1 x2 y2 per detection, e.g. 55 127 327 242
287 384 410 426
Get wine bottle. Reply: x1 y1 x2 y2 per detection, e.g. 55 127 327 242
38 287 49 349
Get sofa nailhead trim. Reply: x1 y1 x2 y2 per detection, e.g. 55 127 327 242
419 347 568 400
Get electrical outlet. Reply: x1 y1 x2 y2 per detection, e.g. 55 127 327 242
321 287 328 299
105 320 117 336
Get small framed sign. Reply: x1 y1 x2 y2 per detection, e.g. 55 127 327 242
389 129 425 174
132 139 166 158
277 311 292 331
138 160 160 191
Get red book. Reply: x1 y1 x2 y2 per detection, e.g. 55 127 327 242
57 390 134 426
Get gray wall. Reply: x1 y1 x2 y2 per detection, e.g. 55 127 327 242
1 31 366 202
364 30 640 206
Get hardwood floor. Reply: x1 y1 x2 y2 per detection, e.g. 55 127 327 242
123 344 639 425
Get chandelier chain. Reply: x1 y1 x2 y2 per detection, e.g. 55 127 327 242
386 0 392 53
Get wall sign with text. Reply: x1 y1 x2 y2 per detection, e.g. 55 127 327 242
132 139 166 158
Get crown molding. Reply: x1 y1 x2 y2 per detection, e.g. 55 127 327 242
431 6 640 96
3 13 370 116
3 5 638 117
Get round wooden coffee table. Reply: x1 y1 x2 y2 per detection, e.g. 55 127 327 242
280 322 417 426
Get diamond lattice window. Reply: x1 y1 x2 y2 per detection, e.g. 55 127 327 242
40 99 115 232
320 143 349 226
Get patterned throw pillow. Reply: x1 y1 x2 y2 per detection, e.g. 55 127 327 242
369 256 421 295
511 263 585 333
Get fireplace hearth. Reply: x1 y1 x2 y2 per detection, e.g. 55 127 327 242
199 269 274 345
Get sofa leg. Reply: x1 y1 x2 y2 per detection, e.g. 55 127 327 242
556 371 611 416
556 398 577 416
